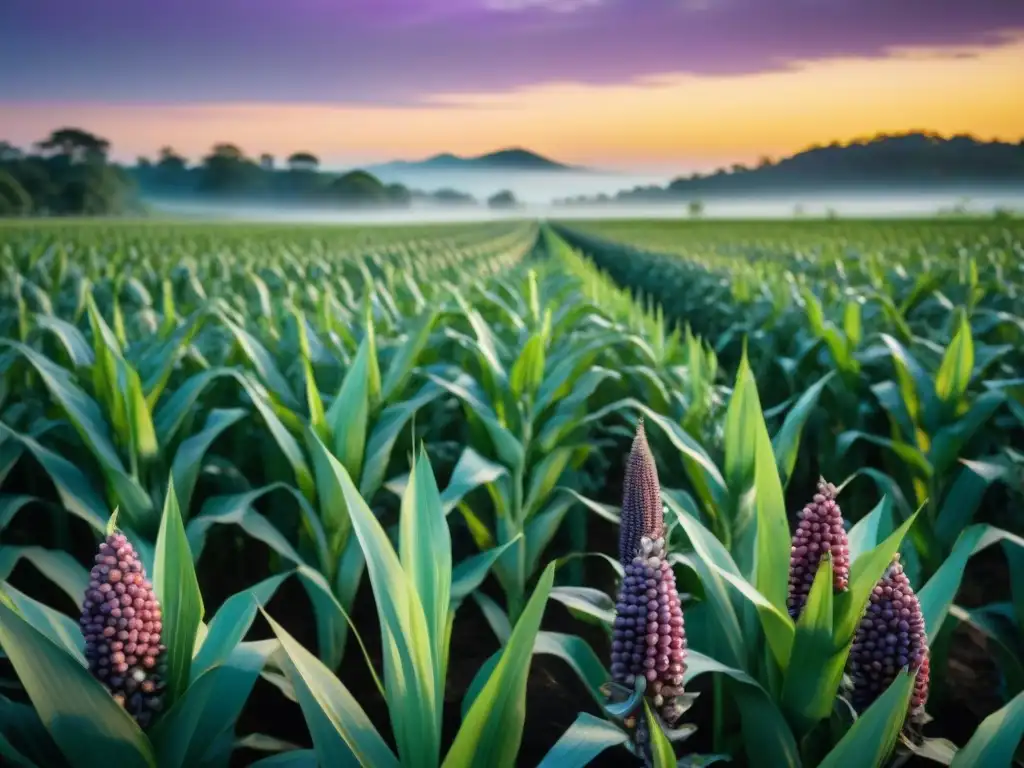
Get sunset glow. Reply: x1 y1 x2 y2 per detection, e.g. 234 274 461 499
1 1 1022 172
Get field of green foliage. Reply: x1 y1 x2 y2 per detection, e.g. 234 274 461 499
1 216 1022 767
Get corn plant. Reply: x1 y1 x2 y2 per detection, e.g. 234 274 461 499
0 485 291 768
422 265 651 623
261 443 581 767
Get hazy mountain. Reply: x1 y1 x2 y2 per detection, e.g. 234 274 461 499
365 147 583 174
558 131 1024 206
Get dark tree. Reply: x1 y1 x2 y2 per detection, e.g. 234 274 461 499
259 153 275 171
35 128 110 163
0 170 32 215
287 152 319 172
200 143 261 193
487 189 519 209
157 147 188 172
330 170 388 205
0 141 23 162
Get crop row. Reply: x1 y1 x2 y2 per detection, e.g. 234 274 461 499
1 218 1022 766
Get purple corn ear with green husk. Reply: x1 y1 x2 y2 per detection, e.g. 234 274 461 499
847 555 930 723
79 531 167 728
787 477 850 619
608 422 688 741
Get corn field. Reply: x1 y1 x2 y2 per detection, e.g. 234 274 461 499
0 216 1022 767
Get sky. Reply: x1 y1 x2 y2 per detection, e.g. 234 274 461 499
1 0 1023 173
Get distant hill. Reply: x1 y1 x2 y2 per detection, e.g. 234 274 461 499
367 147 582 174
557 132 1024 205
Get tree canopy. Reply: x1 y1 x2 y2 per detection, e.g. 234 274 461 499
1 127 473 216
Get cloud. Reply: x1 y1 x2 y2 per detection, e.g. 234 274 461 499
483 0 602 12
1 0 1022 105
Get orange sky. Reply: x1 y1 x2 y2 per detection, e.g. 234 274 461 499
5 36 1023 172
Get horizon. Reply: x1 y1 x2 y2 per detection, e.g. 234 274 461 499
2 1 1024 175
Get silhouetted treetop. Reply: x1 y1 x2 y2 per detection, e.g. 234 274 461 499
35 128 110 164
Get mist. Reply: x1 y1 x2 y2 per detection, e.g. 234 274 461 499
363 168 673 204
144 187 1024 226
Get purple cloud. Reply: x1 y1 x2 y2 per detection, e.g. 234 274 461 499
0 0 1021 105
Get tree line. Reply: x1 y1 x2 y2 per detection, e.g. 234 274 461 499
1 128 521 216
556 131 1024 207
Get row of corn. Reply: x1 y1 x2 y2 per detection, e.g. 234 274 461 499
1 218 1022 766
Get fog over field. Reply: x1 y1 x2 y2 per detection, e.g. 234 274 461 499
363 168 672 204
146 186 1024 225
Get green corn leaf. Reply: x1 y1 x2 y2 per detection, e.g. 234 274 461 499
0 600 157 768
0 582 84 661
399 446 452 690
684 650 799 768
522 447 573 520
780 556 840 733
306 426 354 563
360 381 444 500
879 334 932 428
326 333 371 482
153 368 238 446
665 495 747 669
442 561 556 768
949 690 1024 768
262 608 399 767
836 431 933 479
219 314 300 410
509 331 546 399
548 586 616 627
0 545 89 608
934 309 974 407
919 524 1024 643
249 750 318 767
927 390 1005 477
33 314 95 367
382 307 439 403
644 699 678 767
118 358 159 463
535 713 628 768
772 371 834 489
301 355 328 443
153 482 204 706
843 300 862 347
0 694 66 768
534 631 609 706
439 447 507 514
450 536 521 611
748 368 792 620
724 352 760 520
150 640 277 768
846 494 894 563
170 407 248 515
330 439 440 767
0 494 36 537
817 670 915 768
190 573 290 682
0 340 125 474
427 371 525 470
933 458 1008 549
523 495 575 576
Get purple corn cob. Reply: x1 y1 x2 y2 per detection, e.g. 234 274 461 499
609 422 688 732
847 555 930 722
79 531 167 728
618 419 664 567
787 478 850 619
611 538 689 725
